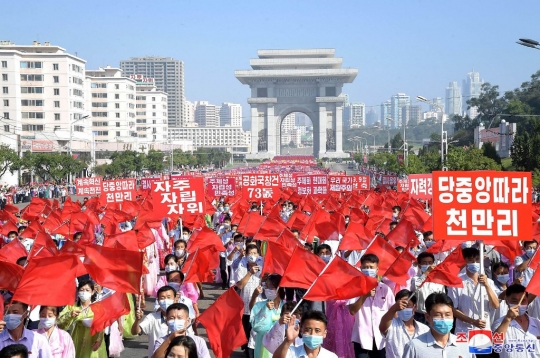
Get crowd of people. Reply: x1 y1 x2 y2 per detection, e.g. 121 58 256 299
0 179 538 358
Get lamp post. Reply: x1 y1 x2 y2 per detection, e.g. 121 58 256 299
362 132 375 153
385 117 395 153
69 115 89 183
417 96 447 170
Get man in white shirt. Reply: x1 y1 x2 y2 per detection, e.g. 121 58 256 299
447 247 499 333
409 252 445 324
272 310 337 358
263 302 304 354
347 254 395 358
493 284 540 358
514 240 537 287
379 289 430 358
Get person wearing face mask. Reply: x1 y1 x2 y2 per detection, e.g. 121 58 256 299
403 292 470 357
218 218 234 290
152 303 210 358
3 231 18 245
227 234 246 287
262 302 304 355
153 254 180 298
165 271 198 334
379 290 429 358
36 306 75 358
212 205 224 228
273 310 337 358
57 280 106 358
236 244 264 357
181 229 190 242
0 300 52 358
514 240 538 288
250 275 285 358
347 254 395 358
447 247 499 334
493 284 540 357
409 252 445 324
131 286 176 358
489 262 513 325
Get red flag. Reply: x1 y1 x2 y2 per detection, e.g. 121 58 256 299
0 294 4 320
287 211 310 231
28 231 58 259
261 241 293 276
0 239 28 264
237 212 265 237
304 256 378 301
382 249 416 285
363 235 400 274
187 227 226 253
182 247 217 283
421 247 465 288
275 229 302 253
385 219 420 248
338 221 372 251
2 204 19 214
136 223 156 249
0 261 24 292
12 255 79 306
304 209 339 242
0 220 18 237
485 240 522 263
103 231 136 249
349 207 369 225
280 247 326 289
421 216 433 232
58 240 87 277
90 291 130 335
426 240 460 254
197 288 247 358
84 244 143 294
526 270 540 297
254 217 287 241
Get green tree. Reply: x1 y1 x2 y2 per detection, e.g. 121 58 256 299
22 153 87 182
108 150 145 177
145 149 165 173
405 154 428 174
482 142 501 164
0 144 20 179
446 147 501 171
467 83 508 127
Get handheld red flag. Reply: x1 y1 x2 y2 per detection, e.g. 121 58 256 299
280 246 326 289
385 219 420 248
0 239 28 264
261 241 293 276
363 235 400 274
0 261 24 292
90 291 131 335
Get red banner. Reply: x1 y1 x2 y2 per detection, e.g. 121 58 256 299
101 179 137 204
397 179 409 193
381 175 398 187
432 171 531 241
207 177 236 197
279 173 298 188
75 176 102 196
329 175 370 192
241 174 281 201
152 178 206 217
295 175 328 196
409 174 433 199
32 140 53 152
140 177 161 191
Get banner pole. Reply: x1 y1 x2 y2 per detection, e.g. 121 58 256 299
479 240 485 321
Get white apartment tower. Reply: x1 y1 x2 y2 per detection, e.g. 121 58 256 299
445 81 462 117
120 56 185 127
463 71 483 119
350 103 366 128
219 102 242 127
131 75 168 145
194 101 219 127
391 93 410 128
0 41 91 157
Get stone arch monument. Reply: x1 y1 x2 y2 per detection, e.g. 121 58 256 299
235 49 357 159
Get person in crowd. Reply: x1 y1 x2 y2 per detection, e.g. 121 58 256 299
403 292 470 357
447 247 499 333
36 306 75 358
491 261 511 324
165 270 198 333
152 303 210 358
0 344 29 358
0 300 52 358
162 336 198 358
391 206 401 221
514 240 538 287
379 289 429 358
409 252 445 324
57 280 106 358
272 310 337 358
227 233 246 287
262 302 303 355
218 217 235 289
347 254 395 358
154 254 179 297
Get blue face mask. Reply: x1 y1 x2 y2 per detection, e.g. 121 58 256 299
397 308 414 322
303 335 324 350
361 268 377 278
467 263 480 274
526 249 536 258
432 318 453 334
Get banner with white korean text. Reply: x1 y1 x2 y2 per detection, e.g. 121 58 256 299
140 177 161 191
75 176 102 196
241 174 281 201
409 174 432 199
152 178 206 217
206 176 236 197
381 175 398 187
100 179 137 205
329 175 370 192
295 174 328 196
432 171 532 241
397 178 409 193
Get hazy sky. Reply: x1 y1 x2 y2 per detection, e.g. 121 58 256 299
4 0 540 124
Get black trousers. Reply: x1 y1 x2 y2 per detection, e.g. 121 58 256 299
219 256 231 289
241 314 254 358
353 340 386 358
104 332 110 357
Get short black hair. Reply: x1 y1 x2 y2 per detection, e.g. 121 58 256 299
300 310 328 329
7 231 18 237
164 254 177 266
166 270 185 283
423 231 433 239
291 229 300 235
157 285 177 297
316 244 332 255
166 302 190 317
492 261 509 277
174 240 187 248
395 246 405 252
506 283 526 297
392 206 401 212
417 252 435 264
425 292 454 314
10 300 29 312
39 306 59 316
396 289 416 305
245 243 259 254
523 240 538 247
0 344 28 358
233 233 243 241
281 301 303 316
164 336 198 358
462 247 480 260
360 254 379 265
389 221 398 227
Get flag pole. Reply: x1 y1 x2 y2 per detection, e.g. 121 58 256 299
478 240 485 321
184 247 199 282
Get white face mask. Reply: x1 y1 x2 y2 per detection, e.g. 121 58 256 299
39 317 56 329
182 234 189 240
78 291 92 302
165 265 178 273
175 249 185 257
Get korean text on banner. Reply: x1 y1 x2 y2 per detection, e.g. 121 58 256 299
296 175 328 196
241 174 281 201
207 177 236 197
409 174 433 199
329 175 370 192
75 176 102 196
152 178 206 217
100 179 136 204
432 171 532 241
397 179 409 193
381 175 398 187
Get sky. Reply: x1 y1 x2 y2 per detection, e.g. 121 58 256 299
3 0 540 127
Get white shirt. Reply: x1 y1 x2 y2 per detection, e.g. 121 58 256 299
383 318 430 358
138 311 169 358
492 314 540 358
235 256 264 314
447 272 497 333
262 321 303 354
515 253 534 287
286 344 338 358
409 275 445 314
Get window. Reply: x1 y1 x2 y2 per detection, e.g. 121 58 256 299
53 63 59 70
136 104 146 108
116 122 120 127
21 87 44 94
91 83 107 88
92 122 108 127
136 119 146 123
152 97 155 101
54 126 61 131
115 103 120 109
73 77 83 85
3 113 8 119
2 74 7 81
21 100 44 106
115 84 119 90
96 131 108 136
116 131 120 137
73 89 83 97
92 93 107 98
116 113 120 118
4 125 9 132
257 88 267 98
152 105 156 109
54 88 60 95
54 101 60 108
71 64 82 73
1 61 6 68
2 87 7 94
22 112 44 119
153 112 156 117
20 61 42 69
3 100 8 106
152 120 156 124
54 113 60 121
53 76 59 83
22 125 44 131
115 94 119 99
92 102 107 108
20 74 43 81
91 112 108 117
325 87 336 96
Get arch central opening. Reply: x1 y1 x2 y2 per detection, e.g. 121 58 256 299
278 112 314 156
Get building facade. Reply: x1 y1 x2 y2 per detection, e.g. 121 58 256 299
380 100 391 127
391 93 410 128
401 105 422 126
168 126 250 152
474 120 516 158
219 102 242 127
194 101 219 127
120 56 185 127
463 71 483 119
132 75 168 145
350 102 366 128
445 81 462 117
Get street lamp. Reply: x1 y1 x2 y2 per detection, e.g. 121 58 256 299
517 38 540 50
417 95 447 170
362 132 375 153
69 115 89 183
385 117 395 153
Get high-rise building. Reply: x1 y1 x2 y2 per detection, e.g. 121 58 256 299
380 100 391 127
366 108 378 126
430 97 445 113
184 100 194 124
401 105 422 126
343 103 351 129
194 101 219 127
350 103 366 128
445 81 462 118
463 71 483 118
131 75 168 144
120 56 185 127
168 126 250 151
219 102 242 127
391 93 410 128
